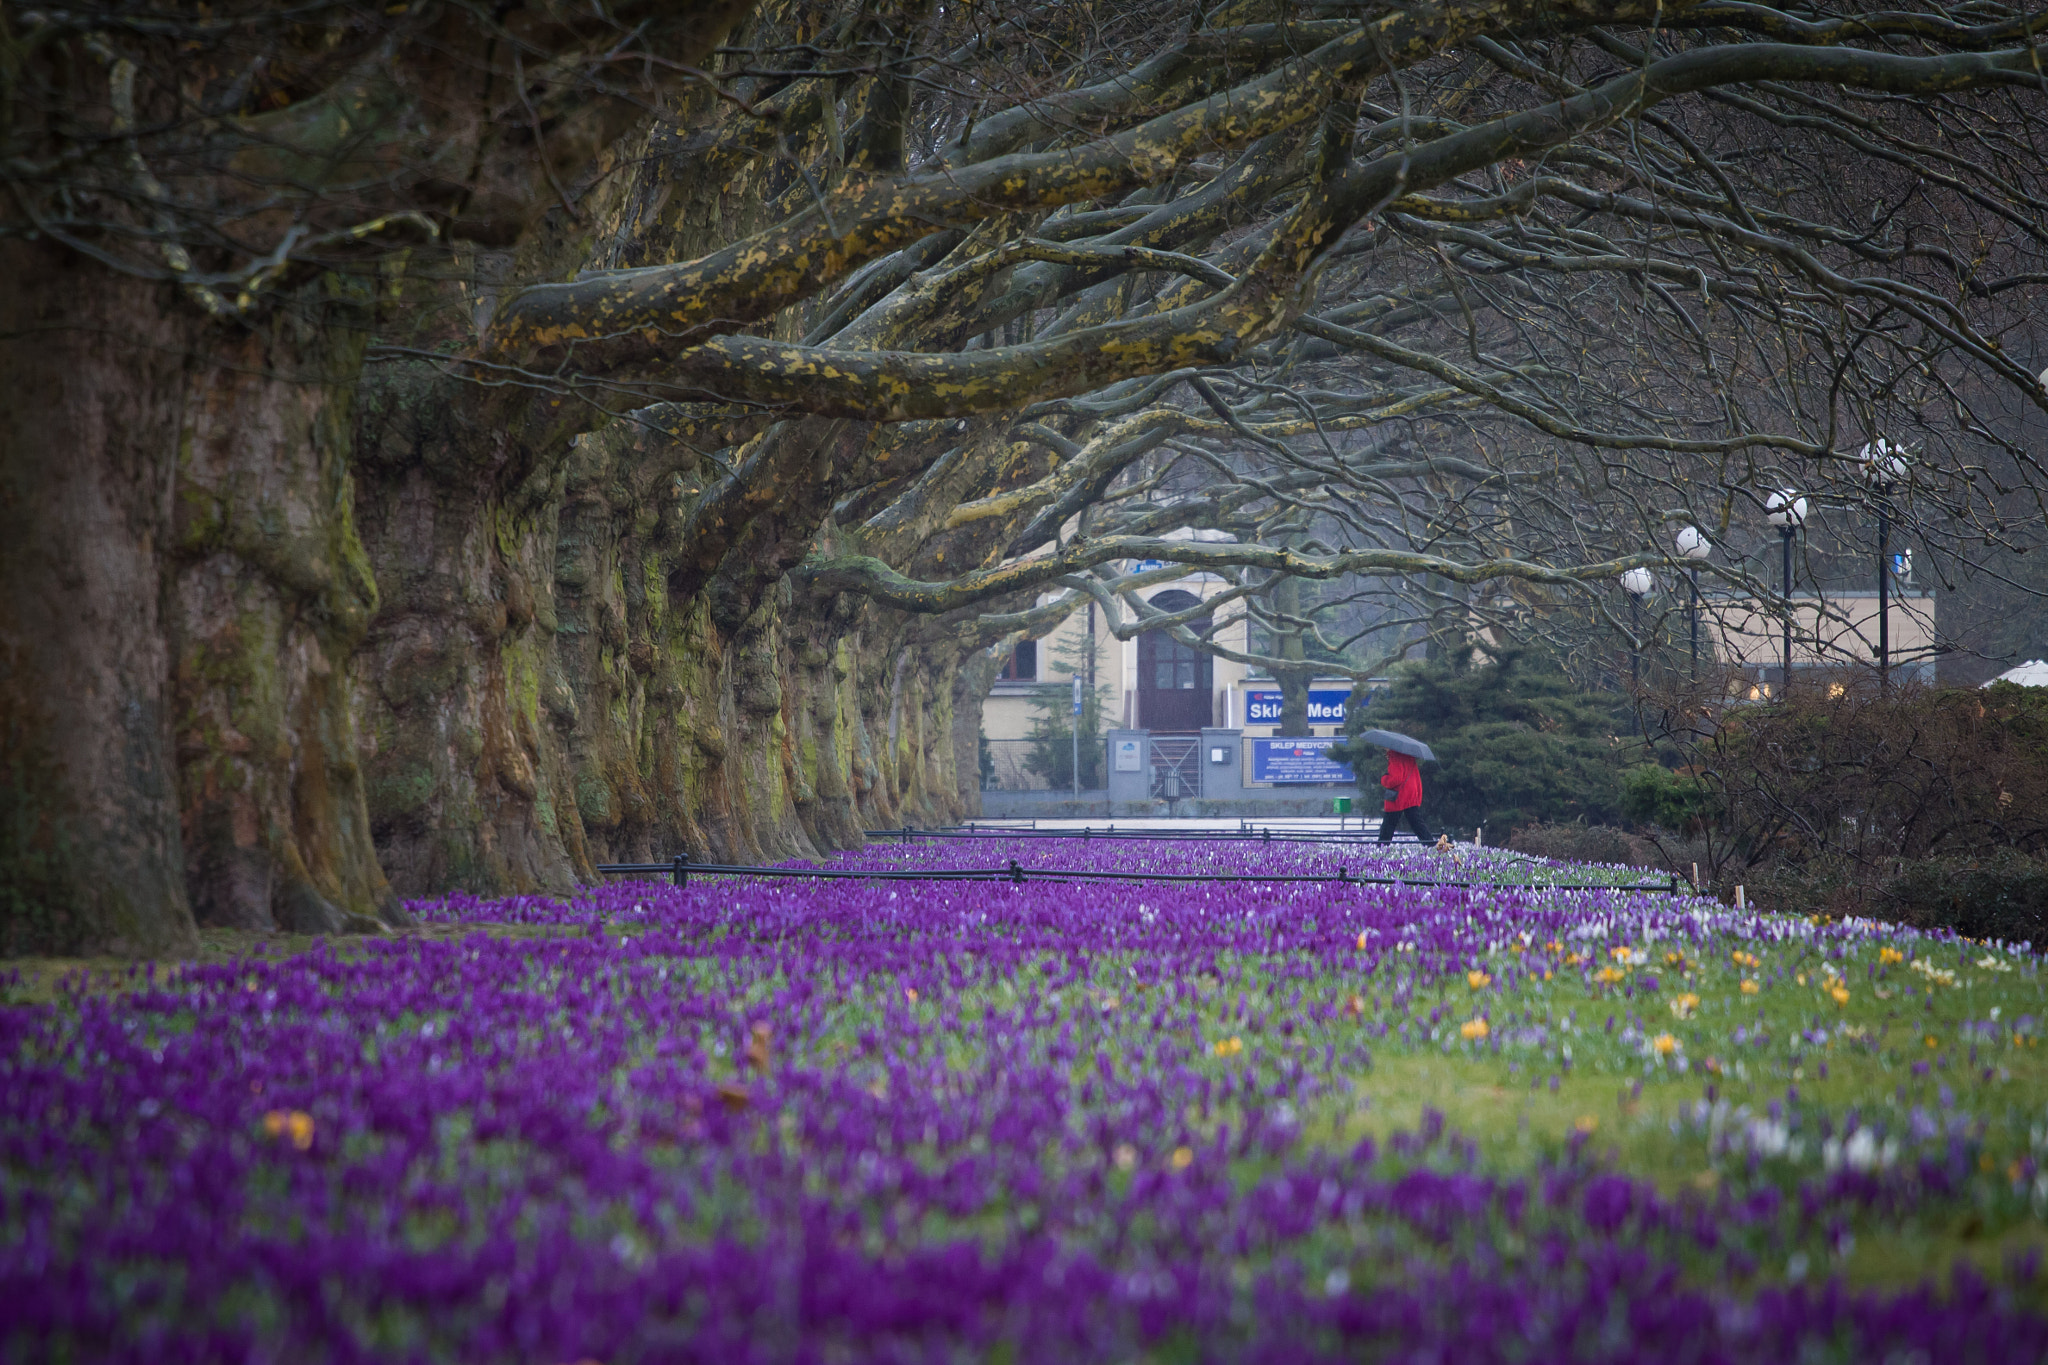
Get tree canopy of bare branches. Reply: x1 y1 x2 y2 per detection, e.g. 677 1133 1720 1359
5 0 2048 954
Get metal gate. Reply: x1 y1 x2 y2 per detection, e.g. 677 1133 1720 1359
1148 735 1200 801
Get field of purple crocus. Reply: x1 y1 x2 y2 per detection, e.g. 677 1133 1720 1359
5 837 2047 1363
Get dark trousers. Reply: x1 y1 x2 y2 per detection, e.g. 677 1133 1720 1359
1377 805 1432 844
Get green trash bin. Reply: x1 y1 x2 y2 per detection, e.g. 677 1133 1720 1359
1333 797 1352 815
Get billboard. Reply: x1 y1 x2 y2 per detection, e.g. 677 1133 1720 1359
1250 737 1355 784
1243 687 1352 726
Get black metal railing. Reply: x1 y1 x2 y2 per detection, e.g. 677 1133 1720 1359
865 823 1399 845
593 850 1683 895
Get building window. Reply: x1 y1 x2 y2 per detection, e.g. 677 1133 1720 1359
999 639 1037 680
1152 633 1203 689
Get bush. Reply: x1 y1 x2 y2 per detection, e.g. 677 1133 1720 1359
1619 763 1715 832
1692 680 2048 867
1623 676 2048 914
1877 849 2048 947
1333 648 1630 835
1506 822 1663 869
1022 636 1110 790
1022 711 1102 790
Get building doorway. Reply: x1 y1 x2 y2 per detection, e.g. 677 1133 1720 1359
1137 589 1212 732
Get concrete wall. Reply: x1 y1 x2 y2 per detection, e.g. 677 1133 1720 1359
1076 727 1361 816
1106 728 1151 808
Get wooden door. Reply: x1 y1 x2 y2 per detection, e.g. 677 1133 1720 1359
1137 591 1212 732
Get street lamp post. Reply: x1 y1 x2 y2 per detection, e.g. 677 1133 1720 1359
1859 440 1908 690
1621 567 1655 687
1675 527 1712 673
1765 491 1807 693
1071 673 1083 800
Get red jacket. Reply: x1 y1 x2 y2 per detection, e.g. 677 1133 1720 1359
1381 752 1423 810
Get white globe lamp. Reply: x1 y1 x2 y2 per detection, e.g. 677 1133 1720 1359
1858 438 1908 486
1764 490 1807 529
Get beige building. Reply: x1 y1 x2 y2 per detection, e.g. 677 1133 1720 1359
1700 588 1937 692
982 572 1251 744
981 566 1369 792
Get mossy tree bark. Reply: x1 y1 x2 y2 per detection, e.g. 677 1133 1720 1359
2 1 758 950
343 70 990 888
0 248 409 952
171 281 405 934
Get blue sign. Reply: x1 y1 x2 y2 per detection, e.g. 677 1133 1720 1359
1251 737 1355 784
1244 688 1352 726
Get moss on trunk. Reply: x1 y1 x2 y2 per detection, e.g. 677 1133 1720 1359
170 277 404 935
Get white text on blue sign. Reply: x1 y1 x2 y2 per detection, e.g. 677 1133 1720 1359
1243 689 1349 725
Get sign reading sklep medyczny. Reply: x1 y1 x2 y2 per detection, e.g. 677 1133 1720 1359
1243 688 1351 726
1250 737 1354 784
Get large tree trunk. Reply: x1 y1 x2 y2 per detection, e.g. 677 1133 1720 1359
349 363 584 895
0 241 199 956
169 281 404 934
346 102 862 888
4 2 878 952
950 647 998 821
1 247 412 952
350 376 972 885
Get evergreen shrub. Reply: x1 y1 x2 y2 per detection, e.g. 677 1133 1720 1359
1333 649 1629 835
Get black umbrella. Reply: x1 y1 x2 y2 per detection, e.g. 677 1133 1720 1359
1353 728 1436 763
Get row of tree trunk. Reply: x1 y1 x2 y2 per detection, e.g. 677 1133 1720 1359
0 85 984 957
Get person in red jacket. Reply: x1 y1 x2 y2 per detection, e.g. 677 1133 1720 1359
1375 749 1434 844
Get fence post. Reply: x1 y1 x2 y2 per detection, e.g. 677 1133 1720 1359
671 852 691 888
1009 859 1024 887
1668 873 1679 897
